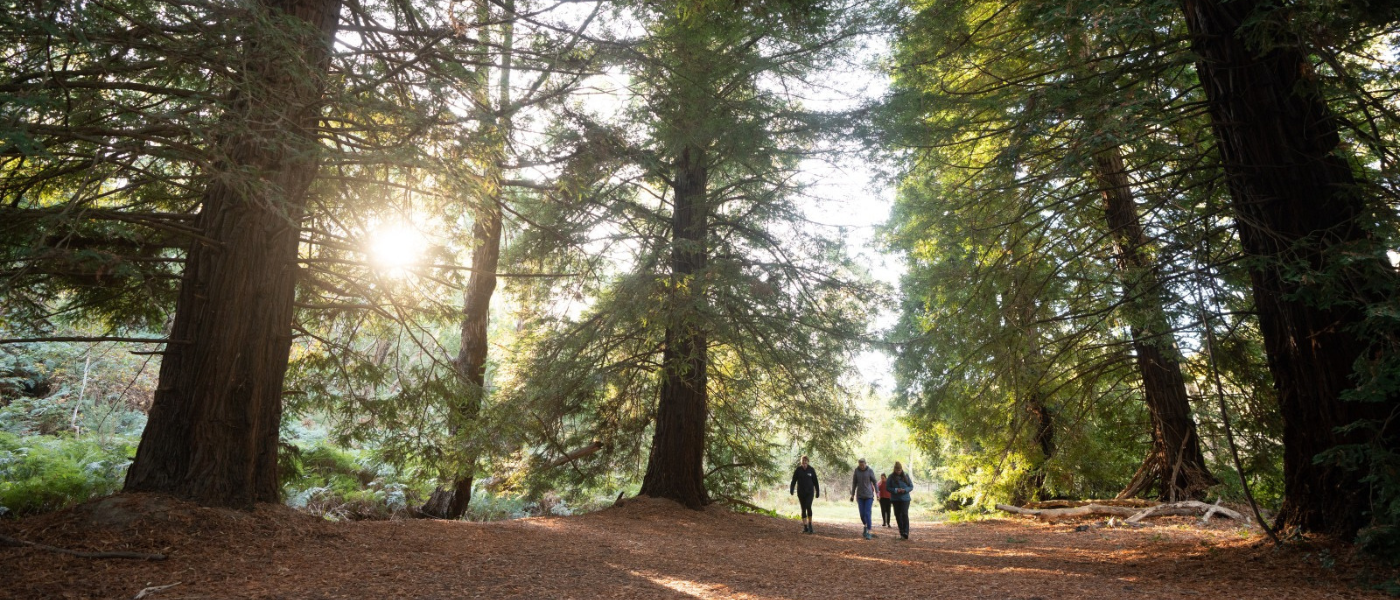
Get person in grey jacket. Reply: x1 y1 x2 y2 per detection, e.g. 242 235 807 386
849 458 879 539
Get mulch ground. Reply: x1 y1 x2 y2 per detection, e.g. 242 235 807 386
1 493 1394 599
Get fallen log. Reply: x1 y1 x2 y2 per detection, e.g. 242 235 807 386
1024 499 1157 510
996 503 1140 519
1124 501 1247 525
996 500 1250 526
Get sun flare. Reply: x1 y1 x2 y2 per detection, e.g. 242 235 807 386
369 222 425 274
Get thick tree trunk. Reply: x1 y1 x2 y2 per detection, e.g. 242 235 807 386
1180 0 1396 536
123 0 340 508
640 144 710 510
1092 145 1216 501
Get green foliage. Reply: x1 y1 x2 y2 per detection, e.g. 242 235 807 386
880 0 1289 508
490 0 883 501
280 441 436 521
0 432 134 517
0 341 154 438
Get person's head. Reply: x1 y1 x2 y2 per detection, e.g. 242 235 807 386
857 458 867 470
892 461 904 474
880 473 887 481
800 455 809 467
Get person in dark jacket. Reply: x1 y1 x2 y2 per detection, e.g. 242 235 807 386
878 473 892 527
887 461 914 539
789 455 820 534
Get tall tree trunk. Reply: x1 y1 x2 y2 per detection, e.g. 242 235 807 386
123 0 340 508
1007 252 1055 504
640 144 710 509
420 0 512 520
1011 390 1055 505
1180 0 1396 536
1093 145 1217 501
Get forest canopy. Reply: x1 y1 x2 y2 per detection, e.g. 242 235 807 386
2 0 1400 555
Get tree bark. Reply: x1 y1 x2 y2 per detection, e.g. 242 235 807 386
123 0 340 508
1008 268 1055 504
420 198 502 519
420 0 512 520
1092 144 1217 501
1021 391 1055 501
1180 0 1396 536
640 143 710 510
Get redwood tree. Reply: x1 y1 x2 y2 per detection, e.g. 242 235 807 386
1093 145 1217 501
1179 0 1398 536
123 0 341 508
619 0 869 508
639 143 711 508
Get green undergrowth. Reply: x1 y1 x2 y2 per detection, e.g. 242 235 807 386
0 432 135 517
278 437 603 521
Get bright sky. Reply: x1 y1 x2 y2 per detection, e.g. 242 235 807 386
790 38 903 394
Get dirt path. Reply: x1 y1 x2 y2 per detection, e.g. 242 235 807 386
1 494 1389 599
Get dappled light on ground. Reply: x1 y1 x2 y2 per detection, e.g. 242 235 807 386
0 494 1392 599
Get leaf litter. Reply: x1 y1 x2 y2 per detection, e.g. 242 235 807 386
0 493 1393 599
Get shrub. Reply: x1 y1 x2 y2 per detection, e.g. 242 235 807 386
280 441 434 520
0 432 134 517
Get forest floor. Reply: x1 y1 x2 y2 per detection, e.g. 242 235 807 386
2 493 1395 599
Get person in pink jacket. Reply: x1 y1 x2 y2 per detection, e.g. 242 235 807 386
877 473 893 528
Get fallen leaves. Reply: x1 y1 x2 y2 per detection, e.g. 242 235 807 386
0 494 1393 599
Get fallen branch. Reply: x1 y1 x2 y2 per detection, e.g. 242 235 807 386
546 441 603 468
1125 501 1247 525
996 503 1141 520
0 534 166 560
996 500 1249 526
132 582 181 599
718 495 772 514
1025 499 1157 510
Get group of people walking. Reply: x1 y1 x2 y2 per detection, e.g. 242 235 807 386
789 455 914 540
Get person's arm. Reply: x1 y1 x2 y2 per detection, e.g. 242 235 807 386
850 471 857 500
813 470 820 497
790 469 798 495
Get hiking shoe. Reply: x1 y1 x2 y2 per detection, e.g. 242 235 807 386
863 531 871 540
901 534 909 540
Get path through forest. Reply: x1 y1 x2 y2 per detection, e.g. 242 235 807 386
1 494 1388 599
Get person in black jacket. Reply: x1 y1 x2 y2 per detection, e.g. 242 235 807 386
789 455 820 534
